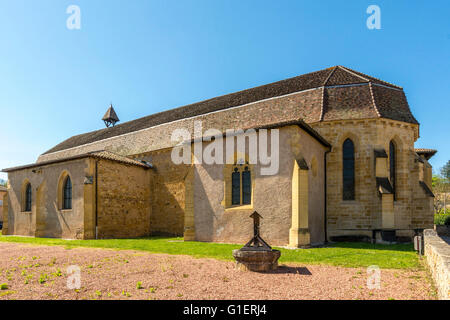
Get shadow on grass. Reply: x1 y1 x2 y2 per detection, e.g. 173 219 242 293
324 242 415 252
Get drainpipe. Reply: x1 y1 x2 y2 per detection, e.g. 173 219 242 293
324 149 330 243
95 160 98 240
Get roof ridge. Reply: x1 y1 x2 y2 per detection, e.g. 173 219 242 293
339 66 403 89
319 86 326 121
369 82 381 118
322 66 338 86
414 148 437 152
399 90 419 123
337 65 370 82
90 150 148 165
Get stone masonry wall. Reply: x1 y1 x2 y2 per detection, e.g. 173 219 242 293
5 159 89 239
424 229 450 300
411 161 434 231
312 119 378 238
0 190 5 223
96 159 151 238
311 118 431 240
131 149 190 236
193 125 327 246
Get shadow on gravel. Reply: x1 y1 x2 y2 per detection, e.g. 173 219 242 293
269 265 312 275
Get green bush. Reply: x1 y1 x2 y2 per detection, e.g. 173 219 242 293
434 213 450 225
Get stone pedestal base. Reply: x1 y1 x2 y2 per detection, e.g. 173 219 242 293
232 249 281 272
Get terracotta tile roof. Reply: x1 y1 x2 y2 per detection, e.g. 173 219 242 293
371 85 418 124
415 148 437 160
2 151 152 172
337 66 403 89
90 151 151 168
323 66 370 86
322 85 379 121
43 66 417 155
415 148 437 153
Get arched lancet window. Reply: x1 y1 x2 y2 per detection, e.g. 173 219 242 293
389 140 396 200
63 176 72 210
25 183 32 211
342 138 355 201
230 161 252 206
242 166 251 205
231 168 240 205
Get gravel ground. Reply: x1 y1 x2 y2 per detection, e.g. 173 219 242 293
0 242 435 300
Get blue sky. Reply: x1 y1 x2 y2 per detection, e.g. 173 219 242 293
0 0 449 180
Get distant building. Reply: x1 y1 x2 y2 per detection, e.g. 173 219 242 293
2 66 436 244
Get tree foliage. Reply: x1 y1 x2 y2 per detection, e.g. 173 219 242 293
441 160 450 181
433 160 450 214
433 174 448 192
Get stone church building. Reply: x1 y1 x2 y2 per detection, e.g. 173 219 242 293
2 66 436 246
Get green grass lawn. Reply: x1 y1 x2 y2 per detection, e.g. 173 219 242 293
0 234 420 269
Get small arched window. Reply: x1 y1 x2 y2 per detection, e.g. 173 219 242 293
25 183 32 211
342 138 355 201
63 176 72 210
389 140 396 200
